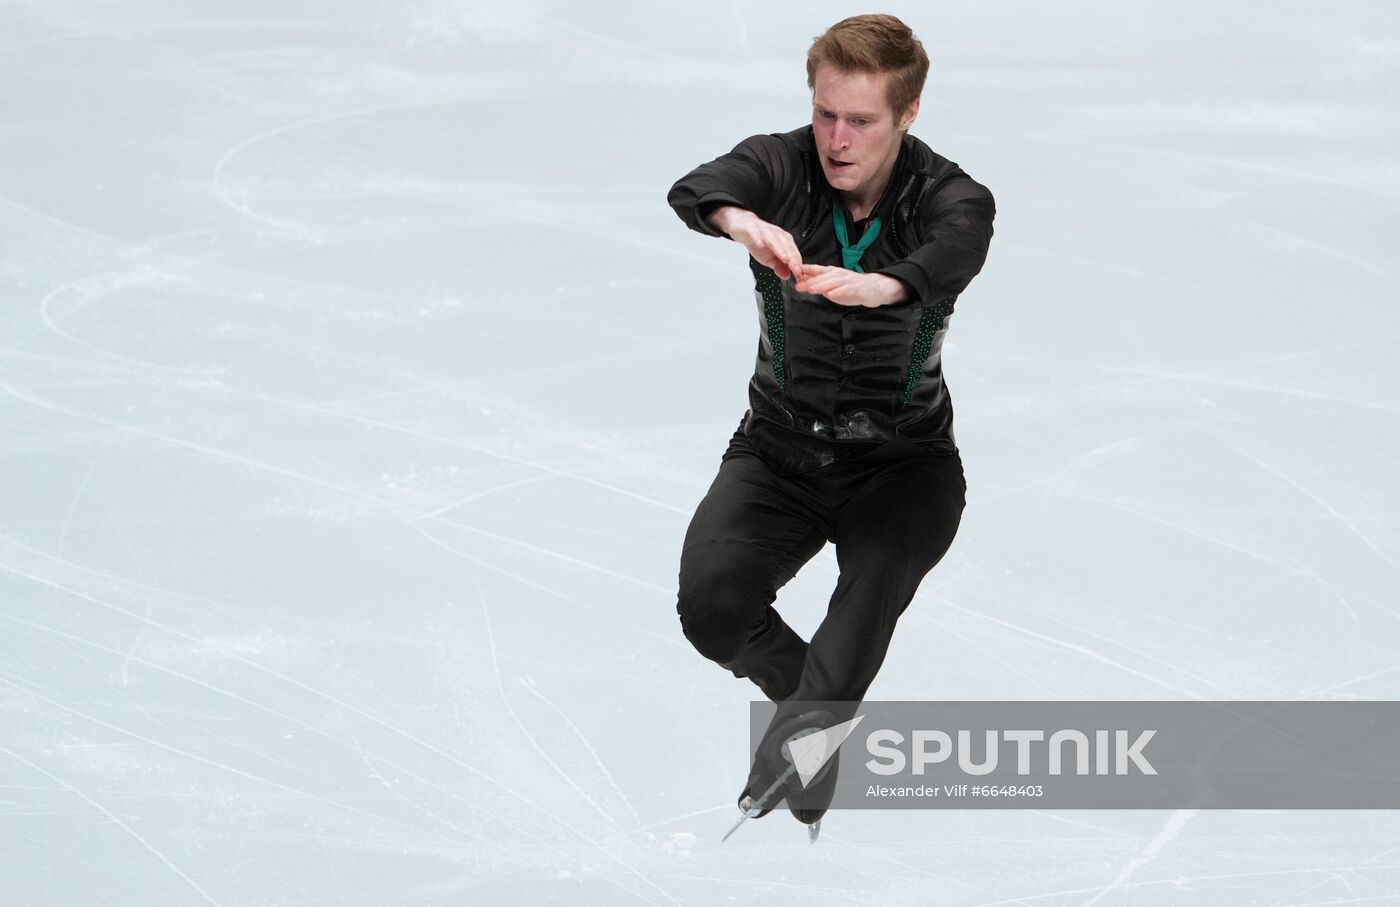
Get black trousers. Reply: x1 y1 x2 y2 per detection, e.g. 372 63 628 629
675 425 967 705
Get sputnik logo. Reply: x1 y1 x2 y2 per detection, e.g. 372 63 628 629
782 715 865 787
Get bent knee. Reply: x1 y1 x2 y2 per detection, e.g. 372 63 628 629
675 551 775 661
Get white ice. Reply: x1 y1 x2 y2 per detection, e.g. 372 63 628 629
2 1 1399 904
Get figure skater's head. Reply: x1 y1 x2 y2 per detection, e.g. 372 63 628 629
806 15 928 204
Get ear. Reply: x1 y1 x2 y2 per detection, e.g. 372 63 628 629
898 96 920 132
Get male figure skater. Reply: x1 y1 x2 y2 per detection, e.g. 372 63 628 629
667 14 995 833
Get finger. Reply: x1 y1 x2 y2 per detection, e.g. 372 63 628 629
757 235 795 280
803 275 852 295
794 265 839 290
823 288 863 306
756 244 791 280
783 246 802 279
780 233 803 277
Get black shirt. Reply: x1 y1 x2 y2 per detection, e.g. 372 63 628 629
668 125 995 475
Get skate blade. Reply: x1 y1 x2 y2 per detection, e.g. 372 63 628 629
721 803 765 842
808 819 821 844
722 765 796 843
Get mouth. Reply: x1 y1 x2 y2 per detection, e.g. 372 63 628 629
827 156 854 171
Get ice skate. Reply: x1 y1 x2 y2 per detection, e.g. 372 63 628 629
772 713 842 829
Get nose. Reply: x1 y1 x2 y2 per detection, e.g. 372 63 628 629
831 120 852 150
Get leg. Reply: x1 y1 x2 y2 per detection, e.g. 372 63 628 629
791 452 966 706
676 442 830 702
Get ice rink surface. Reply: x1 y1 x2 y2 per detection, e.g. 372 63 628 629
2 1 1398 903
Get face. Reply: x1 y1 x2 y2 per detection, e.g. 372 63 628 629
811 63 919 205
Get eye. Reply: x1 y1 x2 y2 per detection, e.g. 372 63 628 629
853 118 870 127
817 109 835 119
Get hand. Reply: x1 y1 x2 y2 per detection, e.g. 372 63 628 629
795 265 908 308
707 206 804 280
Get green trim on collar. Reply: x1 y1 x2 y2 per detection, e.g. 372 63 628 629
832 200 881 273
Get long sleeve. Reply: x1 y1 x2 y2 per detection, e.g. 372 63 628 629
666 133 791 238
874 175 996 303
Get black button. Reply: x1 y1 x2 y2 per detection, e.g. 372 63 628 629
836 414 850 426
842 343 856 355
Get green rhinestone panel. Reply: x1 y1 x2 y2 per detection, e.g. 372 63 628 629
901 298 954 406
753 265 787 392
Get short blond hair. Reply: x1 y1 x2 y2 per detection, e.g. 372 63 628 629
806 14 929 119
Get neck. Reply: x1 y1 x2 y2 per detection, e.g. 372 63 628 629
834 181 879 222
839 188 882 223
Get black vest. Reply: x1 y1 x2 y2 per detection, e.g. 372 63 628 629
669 125 995 475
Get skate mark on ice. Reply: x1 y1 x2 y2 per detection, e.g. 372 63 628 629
1258 839 1400 907
1223 438 1397 576
0 534 359 641
943 600 1217 699
1044 487 1333 588
0 744 224 906
0 630 668 902
328 713 590 874
478 586 644 833
1082 809 1196 907
813 544 1229 696
518 674 643 826
930 611 1061 699
965 347 1398 416
815 826 1037 905
0 19 356 62
0 383 674 595
410 522 587 607
0 567 673 880
36 268 222 378
1099 141 1400 202
1053 481 1362 630
966 861 1400 907
205 381 696 517
1220 207 1389 276
0 671 521 864
211 98 461 232
0 615 513 852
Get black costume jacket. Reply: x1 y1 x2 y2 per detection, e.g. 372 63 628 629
667 125 995 475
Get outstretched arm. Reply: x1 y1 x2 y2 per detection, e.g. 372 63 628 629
873 175 996 304
667 133 791 232
789 174 996 309
706 205 804 280
794 265 908 308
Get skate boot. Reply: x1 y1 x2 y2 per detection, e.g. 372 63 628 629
736 746 784 818
736 785 775 818
783 746 839 825
725 707 854 843
754 709 844 830
773 715 841 828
